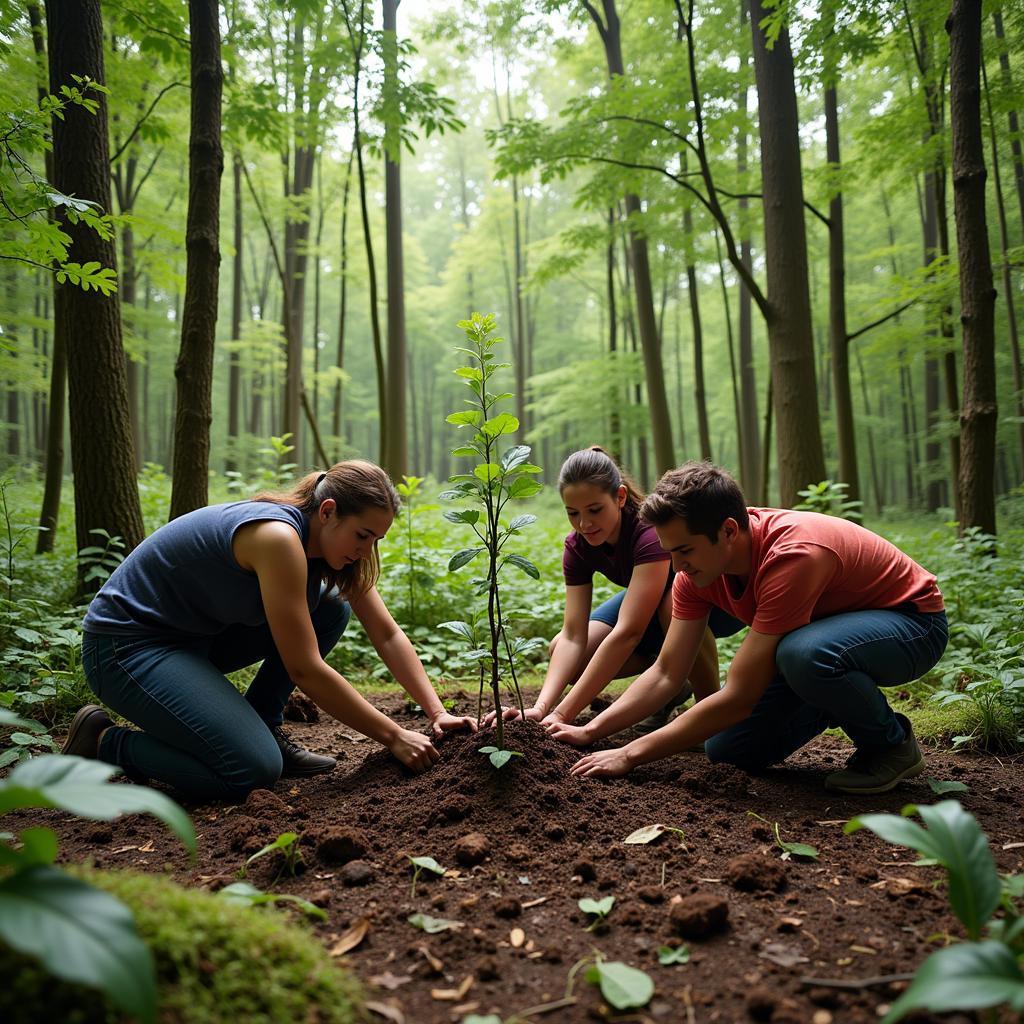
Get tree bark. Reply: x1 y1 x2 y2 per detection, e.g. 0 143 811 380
749 0 826 503
992 9 1024 238
947 0 997 536
383 0 407 478
683 186 711 460
333 148 354 456
45 0 144 574
226 152 243 474
169 0 223 520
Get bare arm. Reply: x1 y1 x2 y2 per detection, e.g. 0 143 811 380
552 560 670 723
531 584 592 715
569 628 783 777
235 521 439 770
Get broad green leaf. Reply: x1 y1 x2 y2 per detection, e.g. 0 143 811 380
478 745 498 754
500 444 532 470
217 881 326 920
584 961 654 1010
443 509 481 526
0 709 42 732
0 755 196 855
508 477 542 499
438 620 474 642
474 463 502 483
482 413 519 438
446 410 481 427
487 749 522 769
578 896 615 917
0 865 156 1022
450 445 480 457
881 941 1024 1022
408 912 462 934
448 548 484 571
779 841 819 860
507 514 538 531
14 627 43 645
504 554 540 580
409 855 446 877
455 366 483 382
927 778 970 795
658 944 691 965
507 463 543 474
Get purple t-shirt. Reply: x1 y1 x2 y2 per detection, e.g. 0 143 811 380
562 505 670 588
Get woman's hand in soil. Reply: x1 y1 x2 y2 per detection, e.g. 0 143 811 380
429 710 478 737
388 728 441 771
481 704 546 727
544 718 592 747
570 748 632 778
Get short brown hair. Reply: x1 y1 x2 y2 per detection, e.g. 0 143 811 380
640 461 749 542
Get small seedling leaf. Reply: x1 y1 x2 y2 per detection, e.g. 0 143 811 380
624 824 667 845
246 831 299 867
408 913 462 934
488 749 522 769
478 745 498 754
584 961 654 1010
657 944 691 965
578 896 615 917
927 777 970 795
779 841 819 860
409 856 446 877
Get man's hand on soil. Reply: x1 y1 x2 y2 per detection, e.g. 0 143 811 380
544 718 590 746
570 748 632 778
429 710 477 736
482 704 545 727
388 728 441 771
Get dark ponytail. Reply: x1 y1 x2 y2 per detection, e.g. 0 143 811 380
557 446 644 510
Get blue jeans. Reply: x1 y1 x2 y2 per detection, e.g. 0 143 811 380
704 608 948 771
81 594 351 802
591 590 745 658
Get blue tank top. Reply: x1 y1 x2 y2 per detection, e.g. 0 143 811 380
83 501 324 637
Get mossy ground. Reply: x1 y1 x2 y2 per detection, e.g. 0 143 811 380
0 868 361 1024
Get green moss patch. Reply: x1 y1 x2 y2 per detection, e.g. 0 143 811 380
0 868 361 1024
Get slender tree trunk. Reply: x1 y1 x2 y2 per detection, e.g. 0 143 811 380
948 0 997 535
169 0 223 520
682 155 711 460
45 0 144 573
824 82 859 502
715 228 743 475
606 208 622 462
333 149 354 456
749 0 826 503
227 152 243 473
992 10 1024 238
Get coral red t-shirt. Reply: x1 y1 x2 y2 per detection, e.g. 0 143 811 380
671 508 944 634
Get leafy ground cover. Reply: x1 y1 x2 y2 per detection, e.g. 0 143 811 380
6 692 1020 1023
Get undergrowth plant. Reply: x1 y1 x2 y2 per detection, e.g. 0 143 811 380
794 479 863 521
439 313 544 755
395 475 438 626
846 799 1024 1022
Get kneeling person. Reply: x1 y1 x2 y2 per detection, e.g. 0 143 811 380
548 462 948 794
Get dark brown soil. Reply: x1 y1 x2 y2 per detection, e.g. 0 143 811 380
20 693 1024 1023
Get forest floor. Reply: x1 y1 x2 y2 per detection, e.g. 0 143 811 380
30 692 1024 1023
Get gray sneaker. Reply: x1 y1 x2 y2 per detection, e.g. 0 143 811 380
634 680 694 736
824 714 925 794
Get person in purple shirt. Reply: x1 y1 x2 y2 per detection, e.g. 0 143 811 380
490 447 741 731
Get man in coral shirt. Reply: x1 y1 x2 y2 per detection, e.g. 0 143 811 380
547 462 949 794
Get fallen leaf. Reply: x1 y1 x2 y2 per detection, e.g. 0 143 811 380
138 839 155 853
624 823 669 844
758 943 809 968
849 945 877 955
886 877 923 897
369 972 411 991
365 1000 404 1023
509 928 525 948
111 845 137 855
330 917 370 956
430 976 474 1001
521 896 548 909
419 945 443 973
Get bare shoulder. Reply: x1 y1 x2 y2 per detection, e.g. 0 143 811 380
233 518 304 571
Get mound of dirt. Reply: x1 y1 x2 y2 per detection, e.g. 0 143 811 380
725 852 787 892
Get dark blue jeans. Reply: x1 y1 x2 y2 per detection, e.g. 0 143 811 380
81 594 351 802
704 608 948 771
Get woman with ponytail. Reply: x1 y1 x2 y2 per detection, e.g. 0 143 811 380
491 447 740 733
64 461 474 802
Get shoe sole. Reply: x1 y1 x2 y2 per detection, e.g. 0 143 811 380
824 757 925 795
61 704 109 757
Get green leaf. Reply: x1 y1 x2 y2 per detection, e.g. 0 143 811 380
0 755 196 856
0 709 43 732
14 627 43 645
407 912 462 934
0 865 156 1022
478 745 498 754
504 554 540 580
455 366 483 382
409 855 446 877
474 463 502 483
0 826 59 869
508 477 543 499
658 944 691 965
245 831 299 868
927 778 970 795
438 621 474 642
780 841 819 860
500 444 532 470
446 410 482 427
506 514 538 531
443 509 481 526
450 445 480 457
584 961 654 1010
217 881 326 920
481 413 519 438
578 896 615 917
486 749 522 769
462 1016 503 1024
881 941 1024 1022
448 548 484 571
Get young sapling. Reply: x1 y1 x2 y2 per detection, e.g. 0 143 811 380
408 854 446 896
578 895 615 931
242 831 304 880
747 811 819 860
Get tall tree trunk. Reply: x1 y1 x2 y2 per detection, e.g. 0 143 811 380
169 0 223 520
382 0 407 479
333 149 354 456
948 0 997 536
45 0 144 574
683 194 711 460
824 82 859 502
606 208 622 462
749 0 826 503
584 0 675 475
992 10 1024 238
227 152 243 474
